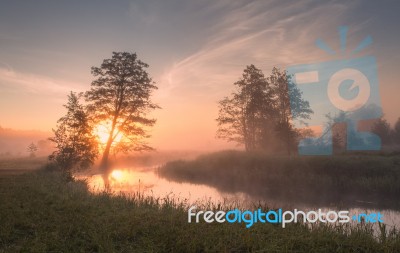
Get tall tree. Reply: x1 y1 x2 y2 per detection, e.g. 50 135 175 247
216 65 274 151
269 67 313 154
49 92 98 174
85 52 159 172
216 65 312 154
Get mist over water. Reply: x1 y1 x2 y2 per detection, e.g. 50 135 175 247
79 160 400 231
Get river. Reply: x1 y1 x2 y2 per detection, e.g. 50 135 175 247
82 166 400 231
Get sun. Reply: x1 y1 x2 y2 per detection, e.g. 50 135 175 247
93 121 123 146
109 169 125 182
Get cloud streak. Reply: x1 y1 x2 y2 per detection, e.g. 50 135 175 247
158 0 362 102
0 67 84 98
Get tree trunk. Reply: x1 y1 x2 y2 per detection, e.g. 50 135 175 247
99 145 110 172
99 115 118 173
99 130 114 173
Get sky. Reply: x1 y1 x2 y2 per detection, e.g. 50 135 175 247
0 0 399 151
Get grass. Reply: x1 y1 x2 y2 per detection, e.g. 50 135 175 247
0 157 47 175
159 150 400 209
1 157 400 252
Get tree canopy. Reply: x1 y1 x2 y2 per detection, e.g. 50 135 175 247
49 92 98 174
85 52 159 171
216 65 313 154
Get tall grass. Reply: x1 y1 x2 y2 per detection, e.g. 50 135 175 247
1 158 400 252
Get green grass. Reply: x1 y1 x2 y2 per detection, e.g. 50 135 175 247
1 157 400 252
159 150 400 209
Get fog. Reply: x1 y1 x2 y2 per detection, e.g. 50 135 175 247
0 126 54 157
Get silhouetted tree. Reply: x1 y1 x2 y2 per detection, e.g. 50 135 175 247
216 65 274 151
331 123 347 153
49 92 98 174
85 52 159 172
216 65 312 154
371 118 392 145
27 142 38 157
269 67 313 154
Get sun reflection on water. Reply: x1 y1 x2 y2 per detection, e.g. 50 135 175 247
109 169 125 182
85 167 245 205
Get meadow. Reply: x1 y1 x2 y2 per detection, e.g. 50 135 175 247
1 156 400 252
0 157 47 175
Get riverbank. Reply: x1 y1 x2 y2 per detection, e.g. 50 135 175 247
1 166 400 252
159 150 400 210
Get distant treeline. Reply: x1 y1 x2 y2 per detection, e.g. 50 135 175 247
216 65 400 155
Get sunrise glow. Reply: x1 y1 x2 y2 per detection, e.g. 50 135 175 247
109 169 125 182
93 121 123 146
1 2 400 251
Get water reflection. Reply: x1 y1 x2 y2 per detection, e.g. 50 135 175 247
83 167 400 229
86 167 249 205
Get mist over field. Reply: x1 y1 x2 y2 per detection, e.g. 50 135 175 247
0 126 52 157
1 1 400 252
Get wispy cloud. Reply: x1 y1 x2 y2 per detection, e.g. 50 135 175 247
158 0 362 101
0 67 84 98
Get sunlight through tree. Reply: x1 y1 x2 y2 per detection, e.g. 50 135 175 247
85 52 159 172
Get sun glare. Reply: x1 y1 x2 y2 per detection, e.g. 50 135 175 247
109 169 125 182
93 121 123 146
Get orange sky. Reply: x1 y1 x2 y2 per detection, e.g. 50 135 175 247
0 1 399 151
